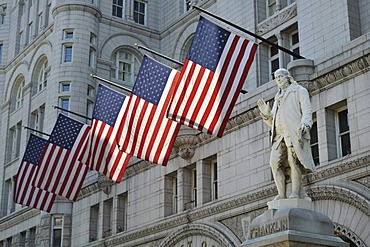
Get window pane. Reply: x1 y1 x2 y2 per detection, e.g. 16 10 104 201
271 59 279 73
64 46 72 62
53 229 62 247
338 109 349 133
310 122 318 144
340 133 351 156
312 144 320 166
292 32 299 45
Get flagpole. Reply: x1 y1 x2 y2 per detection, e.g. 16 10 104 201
192 5 305 59
52 105 92 121
90 74 133 93
135 43 184 66
22 126 51 137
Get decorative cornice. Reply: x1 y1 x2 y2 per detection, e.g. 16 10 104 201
303 154 370 184
307 53 370 95
256 3 297 36
52 2 102 21
0 208 40 231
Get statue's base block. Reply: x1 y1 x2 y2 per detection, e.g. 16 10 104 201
242 200 348 247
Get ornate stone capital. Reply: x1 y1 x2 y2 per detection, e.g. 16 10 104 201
174 127 199 161
97 174 115 194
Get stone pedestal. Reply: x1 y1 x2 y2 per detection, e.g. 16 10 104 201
241 199 348 247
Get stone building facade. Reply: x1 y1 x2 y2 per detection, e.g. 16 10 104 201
0 0 370 246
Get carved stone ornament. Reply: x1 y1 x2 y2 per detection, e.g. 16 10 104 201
97 174 115 194
174 127 199 161
256 3 297 36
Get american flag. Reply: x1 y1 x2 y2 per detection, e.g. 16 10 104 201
167 17 258 137
13 134 56 212
80 84 131 182
33 114 90 201
116 55 181 165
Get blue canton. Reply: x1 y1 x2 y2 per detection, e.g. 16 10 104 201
187 17 230 71
49 114 83 150
133 56 171 106
93 85 126 126
23 134 48 165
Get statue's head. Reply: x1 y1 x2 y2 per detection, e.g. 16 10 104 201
274 68 294 89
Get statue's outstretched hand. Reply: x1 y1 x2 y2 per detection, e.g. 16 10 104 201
257 99 271 117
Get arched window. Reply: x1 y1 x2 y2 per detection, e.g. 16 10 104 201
38 60 49 92
15 79 25 111
111 49 141 87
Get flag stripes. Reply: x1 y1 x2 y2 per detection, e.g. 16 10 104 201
167 17 258 137
33 116 90 201
84 117 130 182
116 58 181 165
13 134 55 212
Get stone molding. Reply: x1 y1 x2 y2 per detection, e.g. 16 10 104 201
334 223 366 247
0 208 39 232
85 154 370 246
307 185 370 217
52 2 102 20
158 223 236 247
303 154 370 184
256 3 297 36
307 53 370 95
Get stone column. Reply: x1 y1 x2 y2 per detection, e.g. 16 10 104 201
287 59 315 83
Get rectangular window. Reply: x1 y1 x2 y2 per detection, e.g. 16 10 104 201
211 160 218 200
116 193 127 233
90 33 97 45
59 98 70 115
112 0 124 18
51 215 63 247
103 198 113 238
290 30 300 61
63 44 73 63
28 22 33 42
337 108 351 157
86 100 94 125
60 81 71 92
87 85 95 97
326 101 351 161
64 29 74 39
89 204 99 242
134 1 146 24
1 5 6 25
38 12 43 32
4 178 15 215
31 106 45 134
0 43 3 64
20 231 26 247
164 173 177 216
89 47 96 68
10 123 22 161
269 37 279 79
267 0 276 17
310 115 319 166
191 168 197 207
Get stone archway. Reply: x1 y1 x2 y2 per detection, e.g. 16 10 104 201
158 223 238 247
308 185 370 246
